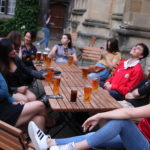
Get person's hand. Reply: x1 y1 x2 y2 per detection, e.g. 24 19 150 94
51 22 55 26
17 86 28 94
101 50 108 57
82 114 100 132
125 92 135 99
13 101 25 105
104 82 112 90
42 73 47 79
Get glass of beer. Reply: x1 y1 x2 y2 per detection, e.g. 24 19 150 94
43 52 48 65
84 85 92 103
45 57 51 67
53 77 61 95
70 88 77 102
44 71 54 83
82 67 89 78
92 78 99 91
36 51 41 63
68 55 73 66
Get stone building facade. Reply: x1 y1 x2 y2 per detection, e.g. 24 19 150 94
68 0 150 71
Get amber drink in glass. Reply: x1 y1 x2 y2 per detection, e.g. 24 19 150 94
68 55 73 66
92 78 99 91
84 85 92 103
53 78 61 95
36 51 41 62
82 67 89 78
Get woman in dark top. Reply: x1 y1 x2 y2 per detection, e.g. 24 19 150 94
0 72 46 130
0 38 45 103
20 30 37 69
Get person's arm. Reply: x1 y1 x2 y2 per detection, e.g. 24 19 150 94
15 56 44 79
83 104 150 131
48 45 57 58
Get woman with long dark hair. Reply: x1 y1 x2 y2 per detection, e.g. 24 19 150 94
88 38 121 81
48 33 78 63
0 38 44 103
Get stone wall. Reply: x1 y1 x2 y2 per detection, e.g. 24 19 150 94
68 0 150 72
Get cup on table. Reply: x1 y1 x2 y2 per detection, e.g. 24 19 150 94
36 51 42 62
68 55 73 66
82 67 89 78
45 57 51 67
44 71 54 83
43 52 48 65
92 78 99 91
84 85 92 103
70 88 77 102
53 77 61 95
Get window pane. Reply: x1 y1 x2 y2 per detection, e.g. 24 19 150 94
0 0 6 14
8 0 16 15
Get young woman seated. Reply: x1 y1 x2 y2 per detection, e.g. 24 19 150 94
19 30 37 70
0 38 45 103
0 72 46 130
88 38 121 81
48 33 78 64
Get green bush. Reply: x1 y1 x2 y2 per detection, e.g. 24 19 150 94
0 0 39 37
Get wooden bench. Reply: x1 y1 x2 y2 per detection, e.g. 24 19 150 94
80 46 102 65
0 121 34 150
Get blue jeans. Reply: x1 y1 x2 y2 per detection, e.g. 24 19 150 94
56 58 68 63
100 82 123 100
55 120 150 150
88 63 110 81
39 27 50 48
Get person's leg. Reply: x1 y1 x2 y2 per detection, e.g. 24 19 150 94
51 120 150 150
109 90 123 100
13 93 28 103
45 28 50 48
15 101 46 130
38 28 47 45
26 89 36 101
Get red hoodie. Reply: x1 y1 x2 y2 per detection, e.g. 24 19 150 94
106 60 144 96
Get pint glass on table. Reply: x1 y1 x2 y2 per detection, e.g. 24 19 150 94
84 85 92 103
92 78 99 91
68 55 73 66
53 77 61 95
44 71 54 83
36 51 42 62
70 88 77 102
82 67 89 78
45 57 51 67
43 52 48 65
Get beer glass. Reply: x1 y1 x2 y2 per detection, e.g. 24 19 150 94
44 71 54 83
92 78 99 91
53 77 61 95
43 52 48 65
68 55 73 66
84 85 92 103
70 88 77 102
45 57 51 67
82 67 89 78
36 51 41 62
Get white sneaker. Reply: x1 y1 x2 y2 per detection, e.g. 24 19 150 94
45 47 50 51
28 121 50 150
36 43 40 46
50 142 76 150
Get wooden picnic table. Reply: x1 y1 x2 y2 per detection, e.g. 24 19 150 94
39 62 122 113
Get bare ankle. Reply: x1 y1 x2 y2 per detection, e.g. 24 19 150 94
47 138 56 147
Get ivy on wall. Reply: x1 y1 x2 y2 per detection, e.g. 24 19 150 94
0 0 40 36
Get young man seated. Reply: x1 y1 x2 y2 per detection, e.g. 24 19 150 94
102 43 149 100
124 65 150 107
